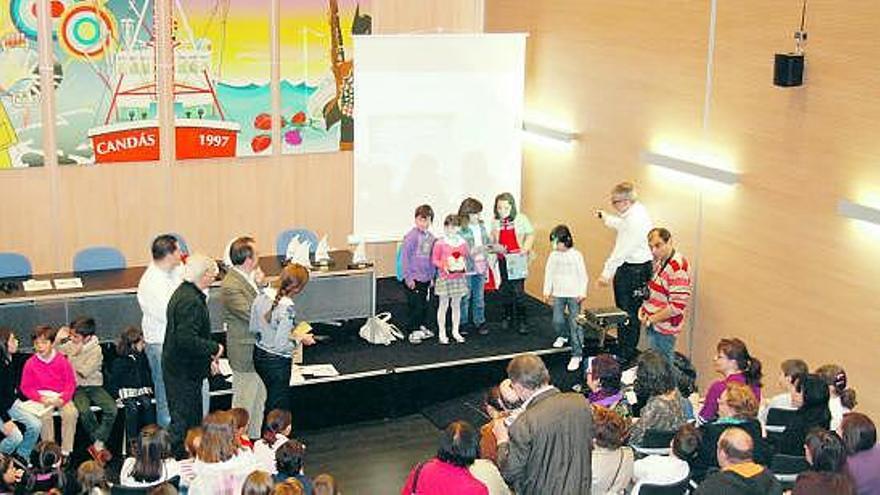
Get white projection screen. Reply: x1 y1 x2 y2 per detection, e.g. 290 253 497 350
353 34 527 241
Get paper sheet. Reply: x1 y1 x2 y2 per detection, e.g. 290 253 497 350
53 277 83 290
23 279 53 291
216 358 233 376
298 364 339 377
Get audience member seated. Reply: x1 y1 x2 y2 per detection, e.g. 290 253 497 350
177 426 203 490
55 318 117 464
231 408 254 450
629 350 686 446
758 358 808 425
273 478 305 495
791 429 855 495
401 420 488 495
311 474 338 495
242 470 275 495
479 381 522 464
77 459 110 494
631 423 701 493
591 406 633 494
585 354 632 421
775 373 831 456
0 327 42 460
693 428 782 495
0 453 25 493
108 326 156 455
274 440 312 494
188 411 257 495
27 441 67 493
119 425 180 488
254 410 293 475
20 325 78 460
698 338 763 424
840 412 880 495
815 364 857 432
693 382 772 481
468 456 510 495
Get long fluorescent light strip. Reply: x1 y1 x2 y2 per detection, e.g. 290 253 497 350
838 199 880 225
522 122 578 143
642 151 740 185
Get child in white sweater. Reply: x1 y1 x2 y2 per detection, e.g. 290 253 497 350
543 225 588 371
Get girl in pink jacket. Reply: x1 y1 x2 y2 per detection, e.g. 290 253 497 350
432 214 471 344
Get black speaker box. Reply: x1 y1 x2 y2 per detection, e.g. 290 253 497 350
774 53 805 87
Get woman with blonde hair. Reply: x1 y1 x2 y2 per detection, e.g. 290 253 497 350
250 264 315 413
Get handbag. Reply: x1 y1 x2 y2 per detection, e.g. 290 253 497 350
359 312 404 346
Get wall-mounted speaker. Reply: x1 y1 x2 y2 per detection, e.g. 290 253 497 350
774 53 805 87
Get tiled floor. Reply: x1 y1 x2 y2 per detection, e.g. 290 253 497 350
298 414 440 495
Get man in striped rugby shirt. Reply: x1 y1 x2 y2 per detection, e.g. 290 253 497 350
638 227 692 363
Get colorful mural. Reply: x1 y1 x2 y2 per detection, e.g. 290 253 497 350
0 0 46 168
174 0 272 159
279 0 370 154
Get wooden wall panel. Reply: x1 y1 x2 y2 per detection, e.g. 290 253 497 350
487 0 880 417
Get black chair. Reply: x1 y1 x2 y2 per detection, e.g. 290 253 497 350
636 477 691 495
110 476 180 494
765 407 798 443
769 453 809 484
634 429 677 456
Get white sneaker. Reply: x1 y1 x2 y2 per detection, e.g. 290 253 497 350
438 334 450 345
452 332 465 343
419 326 434 338
408 333 423 344
553 337 569 348
567 356 582 372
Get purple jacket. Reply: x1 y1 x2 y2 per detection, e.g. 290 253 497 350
847 444 880 495
402 227 436 284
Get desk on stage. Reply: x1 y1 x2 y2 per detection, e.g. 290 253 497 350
0 250 375 346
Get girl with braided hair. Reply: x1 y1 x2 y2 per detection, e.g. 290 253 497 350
249 263 315 414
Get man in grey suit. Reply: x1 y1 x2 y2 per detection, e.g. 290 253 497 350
494 353 593 495
221 236 267 438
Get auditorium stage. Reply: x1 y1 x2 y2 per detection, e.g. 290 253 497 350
211 277 615 430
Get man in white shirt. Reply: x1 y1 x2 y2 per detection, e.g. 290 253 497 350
136 234 183 428
596 182 653 365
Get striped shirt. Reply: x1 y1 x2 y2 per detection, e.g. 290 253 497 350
641 251 691 335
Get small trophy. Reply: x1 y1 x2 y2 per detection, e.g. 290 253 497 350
348 238 373 269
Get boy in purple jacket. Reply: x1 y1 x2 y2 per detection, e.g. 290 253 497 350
401 204 437 344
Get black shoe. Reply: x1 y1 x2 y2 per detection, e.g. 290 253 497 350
501 319 511 331
517 322 529 335
477 324 489 335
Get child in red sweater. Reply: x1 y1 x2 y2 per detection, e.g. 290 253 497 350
19 325 78 458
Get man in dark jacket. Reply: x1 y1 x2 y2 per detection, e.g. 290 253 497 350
163 254 222 454
694 427 783 495
494 353 592 495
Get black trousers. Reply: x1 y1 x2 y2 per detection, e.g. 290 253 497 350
498 256 527 324
121 397 156 453
405 280 433 334
613 261 654 362
254 347 292 414
164 370 204 456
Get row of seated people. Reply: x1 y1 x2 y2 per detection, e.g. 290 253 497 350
401 342 876 495
0 407 338 495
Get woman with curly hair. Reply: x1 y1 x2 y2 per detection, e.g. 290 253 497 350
591 406 633 494
629 350 686 446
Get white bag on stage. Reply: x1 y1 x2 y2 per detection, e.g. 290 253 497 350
359 312 404 345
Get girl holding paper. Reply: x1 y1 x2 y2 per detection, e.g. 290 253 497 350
249 264 315 414
491 192 535 335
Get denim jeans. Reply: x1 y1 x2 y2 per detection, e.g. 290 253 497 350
145 343 170 428
647 325 677 363
460 273 486 326
1 399 42 457
553 297 583 357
